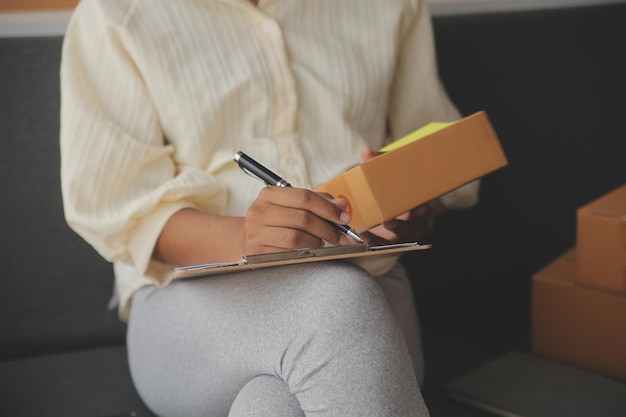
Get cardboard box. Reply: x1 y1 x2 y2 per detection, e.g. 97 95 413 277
315 111 507 232
532 249 626 381
576 184 626 294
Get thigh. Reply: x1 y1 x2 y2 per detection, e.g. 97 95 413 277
127 261 426 417
127 264 316 417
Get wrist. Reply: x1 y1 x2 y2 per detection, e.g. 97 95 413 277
153 208 245 266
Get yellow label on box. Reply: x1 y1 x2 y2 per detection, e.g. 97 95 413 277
379 121 454 152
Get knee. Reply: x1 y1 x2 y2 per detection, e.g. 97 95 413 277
277 263 416 397
229 375 304 417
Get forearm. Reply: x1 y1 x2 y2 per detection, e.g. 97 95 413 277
153 208 246 267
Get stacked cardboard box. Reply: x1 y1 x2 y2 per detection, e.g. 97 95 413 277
532 184 626 381
576 185 626 295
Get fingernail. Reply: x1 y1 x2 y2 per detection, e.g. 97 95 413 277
340 211 351 223
339 235 350 245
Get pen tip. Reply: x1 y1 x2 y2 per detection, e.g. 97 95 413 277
349 230 365 243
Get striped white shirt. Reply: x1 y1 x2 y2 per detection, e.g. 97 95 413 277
60 0 476 320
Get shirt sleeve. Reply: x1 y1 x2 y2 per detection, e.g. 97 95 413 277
60 0 228 284
387 0 479 210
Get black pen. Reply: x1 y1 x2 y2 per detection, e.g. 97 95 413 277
234 151 365 243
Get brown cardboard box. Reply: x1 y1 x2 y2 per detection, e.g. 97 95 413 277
532 249 626 381
576 184 626 294
315 111 507 232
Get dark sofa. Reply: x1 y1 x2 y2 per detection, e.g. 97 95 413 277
1 3 625 417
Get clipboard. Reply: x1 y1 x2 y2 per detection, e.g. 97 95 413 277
174 242 431 279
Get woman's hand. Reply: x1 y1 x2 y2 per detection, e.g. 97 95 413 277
360 204 434 246
358 145 435 245
154 187 354 266
243 186 354 255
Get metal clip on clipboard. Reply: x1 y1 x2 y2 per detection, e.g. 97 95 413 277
243 243 369 264
174 242 430 279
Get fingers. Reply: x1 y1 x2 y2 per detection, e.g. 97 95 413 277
244 219 324 254
359 230 391 247
317 192 349 212
257 187 351 226
360 145 380 162
363 204 435 245
244 187 352 254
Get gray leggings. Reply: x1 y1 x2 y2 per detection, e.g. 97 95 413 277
127 261 429 417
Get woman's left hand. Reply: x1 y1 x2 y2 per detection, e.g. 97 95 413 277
358 146 435 245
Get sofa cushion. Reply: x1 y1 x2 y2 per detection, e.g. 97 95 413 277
0 37 127 360
0 346 155 417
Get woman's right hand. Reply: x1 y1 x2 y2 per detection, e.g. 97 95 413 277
242 186 354 255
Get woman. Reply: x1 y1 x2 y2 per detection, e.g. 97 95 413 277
60 0 478 416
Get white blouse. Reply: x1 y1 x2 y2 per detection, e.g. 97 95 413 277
60 0 477 320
